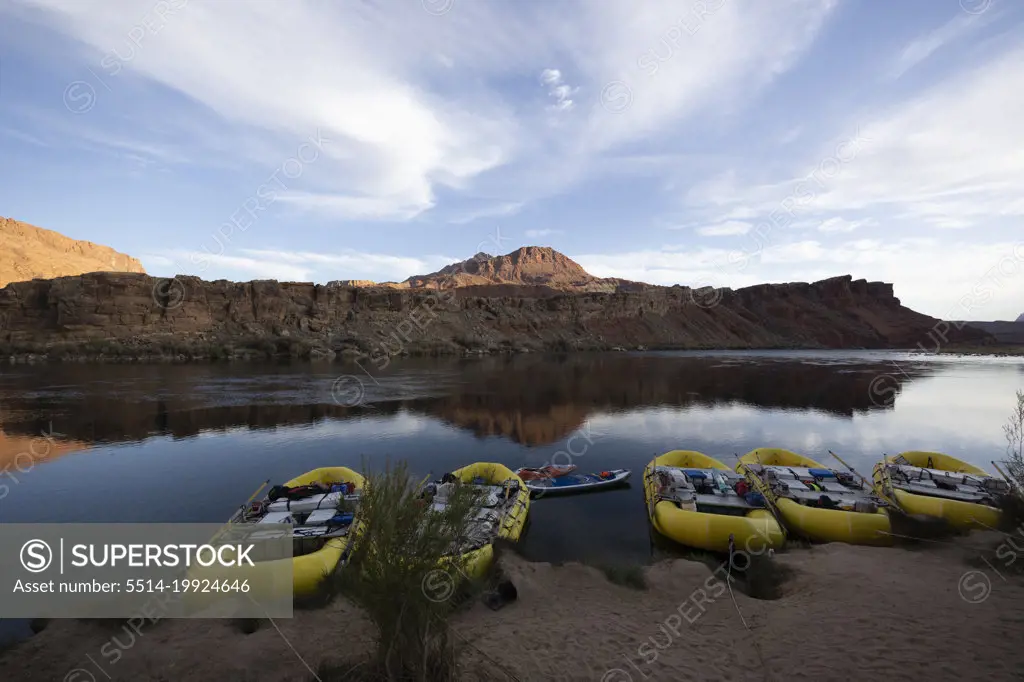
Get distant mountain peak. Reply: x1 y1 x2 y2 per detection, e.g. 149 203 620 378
1016 312 1024 323
401 246 640 292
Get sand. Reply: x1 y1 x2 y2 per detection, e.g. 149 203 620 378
3 532 1023 681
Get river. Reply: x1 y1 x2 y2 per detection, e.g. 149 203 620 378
1 350 1022 563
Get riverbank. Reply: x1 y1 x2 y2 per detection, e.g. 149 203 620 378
3 533 1022 681
937 344 1024 356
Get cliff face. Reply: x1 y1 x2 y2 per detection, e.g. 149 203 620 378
0 271 990 360
0 217 145 288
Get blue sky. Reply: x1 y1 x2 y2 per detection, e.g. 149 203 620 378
1 0 1022 320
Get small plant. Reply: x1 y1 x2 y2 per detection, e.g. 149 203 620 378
334 460 484 681
1005 389 1024 487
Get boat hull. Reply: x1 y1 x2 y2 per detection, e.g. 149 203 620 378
449 462 531 579
524 469 631 496
644 450 784 554
875 452 1002 531
737 448 891 546
194 466 366 604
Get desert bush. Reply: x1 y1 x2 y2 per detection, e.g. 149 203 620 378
334 460 484 681
1005 389 1024 487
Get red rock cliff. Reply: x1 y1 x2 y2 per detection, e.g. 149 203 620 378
0 271 990 360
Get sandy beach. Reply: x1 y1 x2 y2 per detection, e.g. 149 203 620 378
3 531 1023 682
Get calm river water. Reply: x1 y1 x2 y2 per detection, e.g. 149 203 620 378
1 351 1022 565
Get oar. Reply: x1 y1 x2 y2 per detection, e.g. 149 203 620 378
991 460 1023 497
736 452 788 539
828 450 899 508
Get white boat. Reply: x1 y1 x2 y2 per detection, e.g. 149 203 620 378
524 468 631 496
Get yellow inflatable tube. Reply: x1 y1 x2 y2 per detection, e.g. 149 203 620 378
644 450 784 554
874 452 1001 531
448 462 531 579
738 449 891 547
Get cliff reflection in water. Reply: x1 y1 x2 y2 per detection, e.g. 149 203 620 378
0 353 929 448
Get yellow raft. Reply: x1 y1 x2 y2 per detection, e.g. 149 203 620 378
643 450 784 554
211 466 366 598
737 448 891 546
873 451 1002 531
446 462 531 579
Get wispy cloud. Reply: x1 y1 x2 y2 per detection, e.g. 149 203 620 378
524 228 563 239
890 11 990 79
696 221 752 237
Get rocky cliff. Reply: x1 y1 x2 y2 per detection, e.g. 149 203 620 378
0 217 145 288
0 270 991 361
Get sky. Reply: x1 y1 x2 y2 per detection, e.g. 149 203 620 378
0 0 1022 321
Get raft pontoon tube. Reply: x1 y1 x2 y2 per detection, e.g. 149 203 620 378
644 450 784 554
873 451 1006 531
737 448 891 547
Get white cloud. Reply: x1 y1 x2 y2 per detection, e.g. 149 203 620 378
696 221 752 237
540 67 576 111
524 228 563 239
447 202 524 225
816 217 875 233
540 68 562 85
146 248 457 284
684 43 1024 235
8 0 840 220
576 238 1024 320
890 12 989 79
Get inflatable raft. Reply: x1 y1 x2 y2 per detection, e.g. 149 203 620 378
221 466 366 597
643 450 784 554
427 462 531 579
873 451 1009 530
737 449 891 546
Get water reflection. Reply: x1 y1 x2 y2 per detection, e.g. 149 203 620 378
0 352 935 447
0 351 1020 568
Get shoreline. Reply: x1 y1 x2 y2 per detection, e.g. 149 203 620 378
2 534 1022 681
4 341 1018 365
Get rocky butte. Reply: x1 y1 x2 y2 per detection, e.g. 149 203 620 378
0 244 991 361
0 217 145 288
